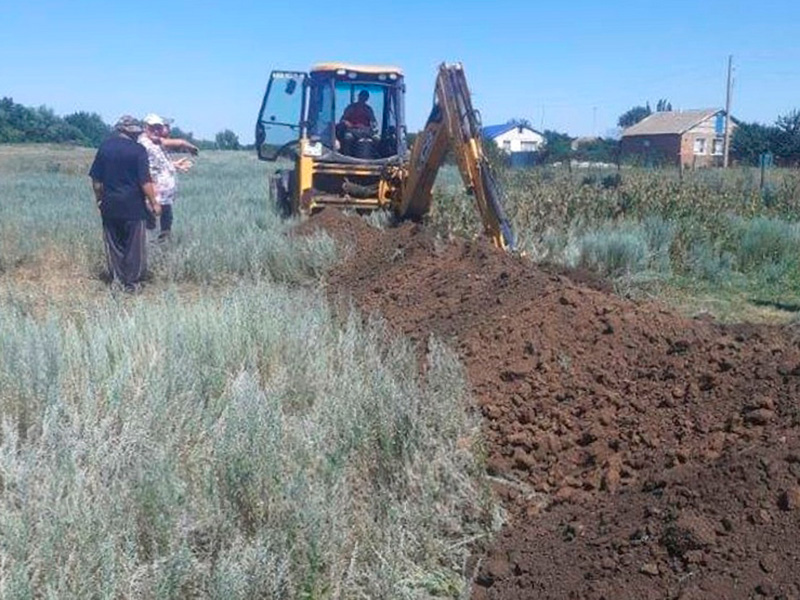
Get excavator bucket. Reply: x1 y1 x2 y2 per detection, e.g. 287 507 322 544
437 64 516 251
479 160 516 251
400 63 516 251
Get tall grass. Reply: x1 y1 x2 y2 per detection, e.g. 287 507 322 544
0 146 498 598
0 148 335 284
0 285 495 599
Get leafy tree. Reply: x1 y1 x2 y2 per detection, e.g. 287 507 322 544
0 97 86 144
170 125 216 151
775 109 800 165
539 130 573 164
617 104 652 129
64 111 110 146
732 110 800 166
169 125 193 141
215 129 241 150
573 138 620 164
169 125 201 147
0 97 26 142
776 109 800 136
507 117 532 129
655 99 673 112
482 131 509 171
731 122 779 166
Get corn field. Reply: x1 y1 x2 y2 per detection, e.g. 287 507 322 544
433 164 800 306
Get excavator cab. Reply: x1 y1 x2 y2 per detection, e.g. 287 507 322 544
256 64 406 162
308 65 406 160
256 63 408 216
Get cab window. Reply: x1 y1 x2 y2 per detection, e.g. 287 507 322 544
256 71 306 160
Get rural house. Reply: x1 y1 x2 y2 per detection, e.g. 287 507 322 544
483 123 545 166
620 109 735 167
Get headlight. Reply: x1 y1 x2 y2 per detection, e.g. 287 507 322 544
303 141 323 157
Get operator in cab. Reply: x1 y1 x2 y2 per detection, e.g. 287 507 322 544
337 90 378 157
341 90 376 131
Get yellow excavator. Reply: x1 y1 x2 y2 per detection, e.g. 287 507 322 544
255 62 515 250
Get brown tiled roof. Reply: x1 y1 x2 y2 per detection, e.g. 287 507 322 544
622 109 722 136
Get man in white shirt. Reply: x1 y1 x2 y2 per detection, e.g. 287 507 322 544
139 113 195 241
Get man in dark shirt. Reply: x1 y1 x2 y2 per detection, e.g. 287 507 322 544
341 90 377 130
337 90 378 156
89 115 160 291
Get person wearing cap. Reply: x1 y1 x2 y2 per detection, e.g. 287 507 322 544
89 115 160 291
138 113 195 241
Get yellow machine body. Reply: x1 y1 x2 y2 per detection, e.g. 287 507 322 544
256 62 514 250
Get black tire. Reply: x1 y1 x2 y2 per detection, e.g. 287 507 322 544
269 170 294 218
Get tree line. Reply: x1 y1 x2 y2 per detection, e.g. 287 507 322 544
0 97 243 150
5 94 798 166
731 110 800 167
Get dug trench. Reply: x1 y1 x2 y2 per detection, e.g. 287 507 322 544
296 209 800 600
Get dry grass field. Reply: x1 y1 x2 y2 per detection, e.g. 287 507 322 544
3 143 800 598
0 145 498 599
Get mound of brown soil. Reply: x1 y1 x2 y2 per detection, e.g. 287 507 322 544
296 210 800 600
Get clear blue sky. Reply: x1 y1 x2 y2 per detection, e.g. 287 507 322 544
2 0 799 142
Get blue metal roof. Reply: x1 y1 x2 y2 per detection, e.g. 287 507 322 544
482 123 543 139
482 123 518 139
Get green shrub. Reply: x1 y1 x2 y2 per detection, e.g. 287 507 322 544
733 216 800 272
686 240 734 283
575 227 650 277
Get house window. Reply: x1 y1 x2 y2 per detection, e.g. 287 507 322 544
712 138 724 155
502 140 512 152
520 141 538 152
694 138 707 155
715 113 725 135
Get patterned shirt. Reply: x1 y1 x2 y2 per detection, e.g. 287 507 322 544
138 134 177 205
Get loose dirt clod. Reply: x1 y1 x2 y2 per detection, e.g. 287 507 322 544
298 210 800 599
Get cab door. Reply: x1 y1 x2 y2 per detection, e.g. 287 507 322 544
255 71 307 161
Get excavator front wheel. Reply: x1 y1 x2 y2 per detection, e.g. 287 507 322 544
269 170 295 218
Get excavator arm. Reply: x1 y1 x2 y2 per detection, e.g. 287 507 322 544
396 63 516 250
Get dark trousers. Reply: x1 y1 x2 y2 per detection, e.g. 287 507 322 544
160 204 173 232
102 218 146 288
146 204 173 233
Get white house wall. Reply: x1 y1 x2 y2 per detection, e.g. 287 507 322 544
685 113 734 158
491 128 545 153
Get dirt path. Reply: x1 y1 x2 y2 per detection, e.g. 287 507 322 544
297 210 800 600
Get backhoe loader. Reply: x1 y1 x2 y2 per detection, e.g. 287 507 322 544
255 62 515 250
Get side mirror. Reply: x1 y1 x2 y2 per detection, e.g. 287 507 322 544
285 79 297 95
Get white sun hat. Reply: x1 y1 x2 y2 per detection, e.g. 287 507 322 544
142 113 166 126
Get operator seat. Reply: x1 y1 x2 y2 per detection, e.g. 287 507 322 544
336 123 377 159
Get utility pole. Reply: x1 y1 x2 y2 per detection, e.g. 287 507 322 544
723 54 733 168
